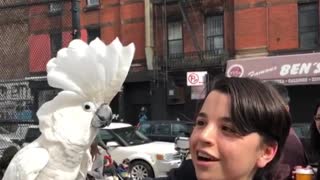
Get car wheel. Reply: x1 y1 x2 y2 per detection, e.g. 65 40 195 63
129 160 154 180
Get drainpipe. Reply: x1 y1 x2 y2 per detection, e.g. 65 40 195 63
145 0 154 70
71 0 81 39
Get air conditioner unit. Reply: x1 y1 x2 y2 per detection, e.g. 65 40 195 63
87 0 99 6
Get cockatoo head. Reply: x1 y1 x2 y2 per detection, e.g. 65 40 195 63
36 38 134 147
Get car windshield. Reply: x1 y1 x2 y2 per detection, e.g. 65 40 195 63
113 127 151 146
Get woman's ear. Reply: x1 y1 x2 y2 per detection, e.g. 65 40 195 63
256 142 278 168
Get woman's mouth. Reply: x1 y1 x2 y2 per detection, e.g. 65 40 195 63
197 151 220 162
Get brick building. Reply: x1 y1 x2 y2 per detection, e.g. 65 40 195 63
152 0 320 123
20 0 320 123
26 0 151 125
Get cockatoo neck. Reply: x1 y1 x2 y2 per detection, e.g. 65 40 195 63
51 121 97 148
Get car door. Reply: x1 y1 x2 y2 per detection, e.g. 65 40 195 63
99 129 129 164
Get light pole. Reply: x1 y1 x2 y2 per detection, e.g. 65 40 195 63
71 0 81 39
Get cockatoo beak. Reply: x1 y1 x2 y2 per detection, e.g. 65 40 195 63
91 103 113 128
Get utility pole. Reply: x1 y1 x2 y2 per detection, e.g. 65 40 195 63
71 0 81 39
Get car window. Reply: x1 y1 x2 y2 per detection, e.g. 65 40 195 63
99 129 116 143
24 128 41 143
138 123 152 135
153 123 170 135
113 127 151 145
172 123 192 136
292 123 310 139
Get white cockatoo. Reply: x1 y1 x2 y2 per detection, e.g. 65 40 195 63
3 38 135 180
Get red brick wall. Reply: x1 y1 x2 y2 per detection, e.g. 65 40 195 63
233 0 301 54
120 0 145 60
268 3 298 51
82 0 146 61
234 7 267 50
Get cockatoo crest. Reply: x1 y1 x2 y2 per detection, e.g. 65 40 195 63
37 38 135 145
47 37 134 103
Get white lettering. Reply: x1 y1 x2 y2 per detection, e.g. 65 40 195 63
247 67 277 77
290 63 300 75
299 63 312 74
288 78 308 83
312 77 320 82
280 64 291 76
314 63 320 74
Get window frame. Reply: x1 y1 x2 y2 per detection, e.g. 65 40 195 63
86 0 100 7
205 13 224 53
48 2 63 15
50 31 62 58
298 2 319 50
167 20 183 57
87 27 101 43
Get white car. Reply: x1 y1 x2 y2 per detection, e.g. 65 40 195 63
100 123 181 179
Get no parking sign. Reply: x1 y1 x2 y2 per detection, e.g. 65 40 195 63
187 71 207 86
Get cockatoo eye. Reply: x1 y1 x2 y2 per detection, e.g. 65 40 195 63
82 102 96 112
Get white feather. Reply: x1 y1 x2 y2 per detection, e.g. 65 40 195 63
3 38 135 180
47 38 135 104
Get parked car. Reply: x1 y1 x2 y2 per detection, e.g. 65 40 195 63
137 120 194 142
21 126 41 147
0 137 19 159
99 123 181 179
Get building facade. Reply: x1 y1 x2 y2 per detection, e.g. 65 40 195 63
1 0 316 124
152 0 320 123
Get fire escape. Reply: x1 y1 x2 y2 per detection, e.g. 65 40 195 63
152 0 228 75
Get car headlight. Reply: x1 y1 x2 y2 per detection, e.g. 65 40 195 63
156 153 175 161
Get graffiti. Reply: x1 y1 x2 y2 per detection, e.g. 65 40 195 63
0 81 33 121
0 81 31 100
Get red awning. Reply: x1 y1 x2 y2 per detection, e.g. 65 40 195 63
226 52 320 85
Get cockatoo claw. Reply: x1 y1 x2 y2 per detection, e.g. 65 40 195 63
91 104 113 128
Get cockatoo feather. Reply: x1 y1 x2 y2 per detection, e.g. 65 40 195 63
47 37 134 103
3 38 134 180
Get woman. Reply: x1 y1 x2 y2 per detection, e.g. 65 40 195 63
190 77 291 180
147 77 291 180
309 101 320 179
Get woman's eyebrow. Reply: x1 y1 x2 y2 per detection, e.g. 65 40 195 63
197 112 208 118
221 117 232 122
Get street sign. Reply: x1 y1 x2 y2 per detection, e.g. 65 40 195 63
187 71 207 86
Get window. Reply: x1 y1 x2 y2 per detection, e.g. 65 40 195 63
87 28 101 43
206 15 224 53
168 21 183 56
50 32 62 57
49 2 63 14
298 3 319 49
87 0 99 6
153 123 170 135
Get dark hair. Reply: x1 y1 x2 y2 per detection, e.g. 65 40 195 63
265 81 290 105
210 77 291 179
310 101 320 151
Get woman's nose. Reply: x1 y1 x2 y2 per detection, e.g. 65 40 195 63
198 125 216 145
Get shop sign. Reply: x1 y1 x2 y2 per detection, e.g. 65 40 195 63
226 52 320 85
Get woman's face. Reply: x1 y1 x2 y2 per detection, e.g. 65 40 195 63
315 107 320 133
190 91 275 180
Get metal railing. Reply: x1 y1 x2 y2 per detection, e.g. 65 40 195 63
156 49 228 71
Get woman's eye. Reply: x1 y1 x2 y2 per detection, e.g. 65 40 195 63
195 119 206 127
82 102 95 112
221 125 237 134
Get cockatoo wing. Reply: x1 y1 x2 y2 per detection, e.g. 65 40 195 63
2 143 49 180
46 38 135 104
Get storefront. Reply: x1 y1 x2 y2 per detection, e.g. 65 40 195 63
226 52 320 123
